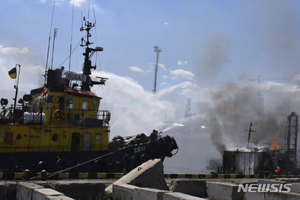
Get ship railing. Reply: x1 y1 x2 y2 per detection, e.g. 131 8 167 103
49 108 110 127
0 105 24 124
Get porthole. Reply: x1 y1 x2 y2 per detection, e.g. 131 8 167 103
52 134 59 142
16 135 22 140
96 134 101 141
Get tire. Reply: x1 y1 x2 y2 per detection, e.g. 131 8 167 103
121 154 135 172
121 154 133 167
170 137 178 149
131 154 142 167
140 153 150 163
12 165 22 172
37 160 53 172
94 159 107 172
106 158 117 172
163 136 173 151
55 159 71 171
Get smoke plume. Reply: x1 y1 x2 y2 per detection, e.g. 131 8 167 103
195 81 300 153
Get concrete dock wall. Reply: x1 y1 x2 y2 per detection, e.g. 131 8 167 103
163 192 207 200
0 181 17 200
16 182 44 200
112 184 138 200
291 183 300 193
106 159 168 199
112 183 206 200
5 178 300 200
48 180 106 199
32 188 73 200
169 180 207 198
206 181 245 200
16 182 74 200
134 186 168 200
113 183 169 200
246 191 300 200
5 157 300 200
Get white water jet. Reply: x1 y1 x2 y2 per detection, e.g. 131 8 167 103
92 71 187 138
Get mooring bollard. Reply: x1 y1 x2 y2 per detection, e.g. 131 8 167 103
41 170 47 181
24 169 30 181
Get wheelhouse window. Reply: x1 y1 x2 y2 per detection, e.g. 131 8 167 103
66 95 74 109
93 99 99 111
82 100 89 110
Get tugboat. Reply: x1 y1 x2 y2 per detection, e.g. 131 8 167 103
0 17 178 173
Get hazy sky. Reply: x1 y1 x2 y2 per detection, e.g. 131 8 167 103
1 0 300 133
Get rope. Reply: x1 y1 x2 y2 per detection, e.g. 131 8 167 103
57 41 80 68
30 146 132 180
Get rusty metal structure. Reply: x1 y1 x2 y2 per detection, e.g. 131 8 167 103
285 112 298 165
222 112 299 175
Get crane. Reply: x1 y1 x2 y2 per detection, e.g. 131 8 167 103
249 76 290 83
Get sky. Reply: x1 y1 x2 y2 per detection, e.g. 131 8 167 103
2 0 300 170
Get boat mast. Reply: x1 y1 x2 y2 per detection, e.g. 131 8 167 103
12 64 21 122
80 17 103 91
68 1 75 71
44 3 56 85
50 28 58 69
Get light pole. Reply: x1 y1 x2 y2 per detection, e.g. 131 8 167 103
153 46 162 94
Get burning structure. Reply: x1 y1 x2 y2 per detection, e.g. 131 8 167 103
222 112 299 175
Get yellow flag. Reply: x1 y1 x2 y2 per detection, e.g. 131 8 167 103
8 67 16 79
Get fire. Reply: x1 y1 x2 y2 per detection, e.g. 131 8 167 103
274 166 280 173
270 139 279 151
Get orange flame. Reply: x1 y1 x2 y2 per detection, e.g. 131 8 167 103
274 166 280 173
270 139 279 151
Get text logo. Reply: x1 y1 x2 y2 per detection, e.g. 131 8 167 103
237 183 292 193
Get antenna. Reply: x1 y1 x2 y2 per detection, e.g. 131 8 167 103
81 11 83 31
92 4 97 25
68 0 75 71
44 2 56 84
88 4 91 22
153 46 162 94
245 122 255 148
80 15 103 91
50 28 58 69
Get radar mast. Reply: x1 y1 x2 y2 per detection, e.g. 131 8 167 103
80 16 104 91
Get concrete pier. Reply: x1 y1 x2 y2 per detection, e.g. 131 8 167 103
106 158 168 198
0 181 17 200
206 182 245 200
169 179 207 197
16 182 43 200
2 159 300 199
2 177 300 199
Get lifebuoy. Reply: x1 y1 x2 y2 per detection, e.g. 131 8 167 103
105 111 111 124
53 109 65 121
